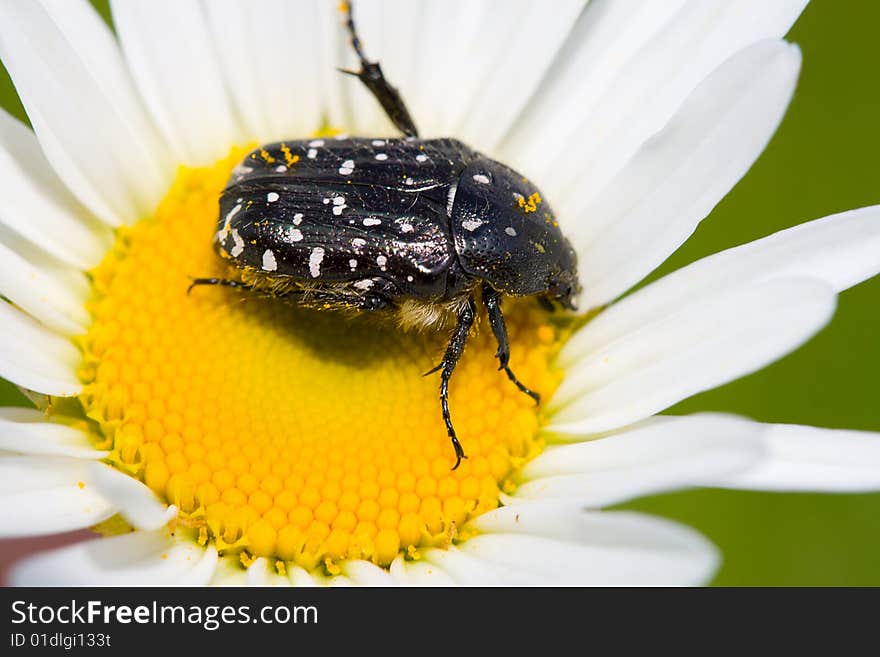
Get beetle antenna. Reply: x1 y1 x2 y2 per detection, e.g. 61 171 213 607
339 1 420 138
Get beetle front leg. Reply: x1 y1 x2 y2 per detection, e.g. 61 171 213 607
482 283 541 405
426 295 477 470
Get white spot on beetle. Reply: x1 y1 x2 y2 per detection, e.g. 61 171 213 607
372 139 385 146
339 159 355 175
363 218 382 226
262 249 277 271
267 192 279 203
275 165 287 172
226 204 242 222
309 139 325 147
400 223 414 233
354 279 374 291
231 164 253 180
288 228 303 242
505 226 517 237
323 198 330 205
230 229 245 257
333 195 346 205
404 177 414 185
332 205 346 216
293 213 303 225
374 153 388 161
376 255 387 271
349 259 358 270
309 247 325 278
352 238 367 247
461 218 483 232
407 275 414 282
416 154 428 163
473 173 491 184
446 183 458 217
307 148 318 159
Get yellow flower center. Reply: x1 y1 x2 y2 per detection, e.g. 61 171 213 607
76 148 566 573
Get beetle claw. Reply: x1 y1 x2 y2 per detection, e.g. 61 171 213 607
423 363 443 377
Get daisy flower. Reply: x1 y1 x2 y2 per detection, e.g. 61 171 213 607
1 0 879 586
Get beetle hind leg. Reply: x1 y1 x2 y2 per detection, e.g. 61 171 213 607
482 284 541 405
340 1 420 138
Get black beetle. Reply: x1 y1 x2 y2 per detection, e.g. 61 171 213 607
191 2 580 469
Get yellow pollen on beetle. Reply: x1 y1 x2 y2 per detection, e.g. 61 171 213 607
517 192 542 214
76 147 567 572
279 144 300 168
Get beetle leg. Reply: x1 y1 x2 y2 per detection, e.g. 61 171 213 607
427 294 477 470
482 283 541 406
537 296 556 313
186 277 255 295
309 290 394 312
340 1 420 138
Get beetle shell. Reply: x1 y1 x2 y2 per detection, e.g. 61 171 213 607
450 159 578 298
218 137 476 300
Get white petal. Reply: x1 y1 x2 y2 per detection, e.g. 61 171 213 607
9 530 217 586
345 0 584 143
461 504 718 586
450 0 586 151
0 237 90 335
209 556 249 586
325 574 355 587
0 407 106 459
205 0 324 142
245 557 290 586
421 546 543 585
500 0 687 167
576 40 801 307
0 221 91 298
314 0 349 131
514 414 764 507
710 424 880 492
571 205 880 356
178 543 220 586
389 555 456 586
536 0 807 212
390 0 482 137
0 109 110 269
549 278 836 434
111 0 243 164
0 0 172 225
286 565 321 587
286 564 354 587
87 462 176 531
343 559 396 586
0 455 114 536
0 302 82 397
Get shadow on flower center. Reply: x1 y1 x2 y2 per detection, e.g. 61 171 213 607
75 148 568 573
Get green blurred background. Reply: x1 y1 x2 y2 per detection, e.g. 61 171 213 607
0 1 878 585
